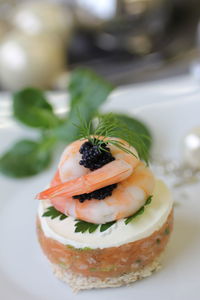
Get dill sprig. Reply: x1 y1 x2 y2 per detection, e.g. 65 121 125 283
75 113 149 164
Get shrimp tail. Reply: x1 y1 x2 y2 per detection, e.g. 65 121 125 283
36 159 133 200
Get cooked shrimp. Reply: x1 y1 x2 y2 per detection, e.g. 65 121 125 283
76 161 154 224
37 159 133 200
37 138 155 224
57 138 138 183
58 139 90 182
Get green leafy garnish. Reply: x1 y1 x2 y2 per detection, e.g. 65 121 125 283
13 88 61 129
125 206 145 225
55 68 114 142
125 195 153 225
42 206 68 220
0 69 114 178
112 114 152 160
77 113 150 164
100 221 116 232
74 220 99 233
43 208 117 234
42 195 153 233
0 139 53 178
145 195 152 205
0 68 152 178
74 219 116 233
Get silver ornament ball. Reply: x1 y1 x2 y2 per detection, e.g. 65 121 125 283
12 1 73 41
183 127 200 170
0 32 66 90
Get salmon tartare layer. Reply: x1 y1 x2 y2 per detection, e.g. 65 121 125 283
36 209 173 280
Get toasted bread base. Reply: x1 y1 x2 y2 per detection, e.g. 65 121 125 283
52 255 162 292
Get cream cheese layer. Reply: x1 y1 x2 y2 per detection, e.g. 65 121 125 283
38 179 173 249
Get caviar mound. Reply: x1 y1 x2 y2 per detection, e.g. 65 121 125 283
79 140 115 171
73 183 117 202
75 139 117 202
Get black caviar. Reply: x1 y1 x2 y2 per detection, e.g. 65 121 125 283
79 140 115 171
73 139 117 202
73 184 117 203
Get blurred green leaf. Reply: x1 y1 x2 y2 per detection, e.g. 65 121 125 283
0 68 153 179
0 138 54 178
55 68 114 142
113 114 152 149
111 113 152 160
13 88 60 129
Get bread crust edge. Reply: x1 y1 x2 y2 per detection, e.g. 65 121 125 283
52 254 163 293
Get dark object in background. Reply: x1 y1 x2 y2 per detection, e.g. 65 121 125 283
70 0 171 59
68 0 200 85
73 0 171 54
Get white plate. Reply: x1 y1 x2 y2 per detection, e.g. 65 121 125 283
0 80 200 300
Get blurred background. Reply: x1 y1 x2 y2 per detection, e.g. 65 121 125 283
0 0 200 90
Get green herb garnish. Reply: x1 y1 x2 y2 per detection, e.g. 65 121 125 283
13 88 61 129
0 68 152 178
0 139 53 178
42 195 153 233
77 113 150 164
42 206 68 220
125 195 152 225
113 114 152 160
42 206 117 233
55 68 114 142
74 219 116 234
145 195 153 205
0 69 114 178
99 221 116 232
125 206 145 225
74 221 99 233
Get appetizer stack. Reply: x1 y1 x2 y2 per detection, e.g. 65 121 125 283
36 117 173 292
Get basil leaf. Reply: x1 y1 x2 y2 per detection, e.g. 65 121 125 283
0 139 53 178
113 114 152 159
55 68 114 142
13 88 60 129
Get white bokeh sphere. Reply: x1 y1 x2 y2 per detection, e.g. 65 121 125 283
0 32 66 90
12 1 73 40
183 127 200 170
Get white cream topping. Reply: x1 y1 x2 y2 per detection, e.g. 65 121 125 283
38 179 173 249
